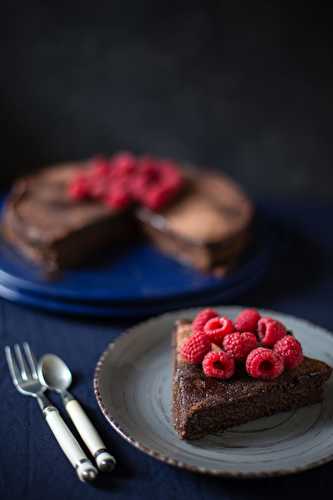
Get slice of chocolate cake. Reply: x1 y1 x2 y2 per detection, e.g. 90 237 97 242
172 320 332 440
2 158 253 272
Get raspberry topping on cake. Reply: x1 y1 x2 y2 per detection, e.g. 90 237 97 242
90 156 112 178
111 152 137 177
143 185 174 211
223 331 257 360
68 176 90 200
246 347 284 380
274 335 304 369
104 189 132 210
192 308 218 336
235 308 261 332
202 351 235 379
180 332 211 364
68 153 184 212
258 317 287 346
203 316 235 345
180 307 304 381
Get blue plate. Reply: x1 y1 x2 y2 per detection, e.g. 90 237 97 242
0 195 273 304
0 264 268 317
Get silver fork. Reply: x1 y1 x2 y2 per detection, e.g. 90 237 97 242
5 342 98 482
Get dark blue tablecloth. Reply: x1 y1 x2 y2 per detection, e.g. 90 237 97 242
1 199 333 500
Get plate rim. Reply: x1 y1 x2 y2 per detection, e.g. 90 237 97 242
93 307 333 478
0 241 270 302
0 275 262 318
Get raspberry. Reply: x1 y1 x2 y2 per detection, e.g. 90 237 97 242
274 335 304 369
105 189 131 210
223 332 257 360
203 316 235 345
159 161 183 190
202 351 235 379
130 156 184 210
130 174 147 200
235 308 261 333
111 152 137 178
180 333 211 364
68 176 90 200
192 308 218 336
131 164 158 202
143 185 173 211
258 318 287 346
141 162 160 182
89 156 111 177
89 177 108 198
246 347 284 380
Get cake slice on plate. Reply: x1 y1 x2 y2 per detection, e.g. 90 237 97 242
172 309 332 440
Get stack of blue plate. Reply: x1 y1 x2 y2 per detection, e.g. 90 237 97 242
0 198 273 318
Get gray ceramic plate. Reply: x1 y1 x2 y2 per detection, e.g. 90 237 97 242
94 306 333 477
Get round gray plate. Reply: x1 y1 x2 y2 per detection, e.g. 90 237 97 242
94 306 333 477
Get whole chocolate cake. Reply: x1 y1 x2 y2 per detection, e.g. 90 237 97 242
2 154 253 272
172 313 332 440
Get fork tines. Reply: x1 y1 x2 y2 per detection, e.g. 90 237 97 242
5 342 39 386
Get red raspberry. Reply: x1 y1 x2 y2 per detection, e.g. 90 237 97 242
139 156 161 180
89 156 111 177
131 175 147 201
68 176 90 200
159 161 183 190
258 318 287 346
89 177 108 198
131 165 158 202
143 185 173 211
192 308 218 336
111 152 137 178
180 333 211 364
202 351 235 379
235 308 261 332
223 332 257 361
246 347 284 380
105 189 131 210
203 316 235 345
131 156 184 210
274 335 304 369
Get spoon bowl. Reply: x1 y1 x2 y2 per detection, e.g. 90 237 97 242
38 354 72 393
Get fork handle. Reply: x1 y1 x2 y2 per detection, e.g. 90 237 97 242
65 399 116 472
43 406 98 482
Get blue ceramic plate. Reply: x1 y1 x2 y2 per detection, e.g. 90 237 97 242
0 195 272 304
0 268 267 317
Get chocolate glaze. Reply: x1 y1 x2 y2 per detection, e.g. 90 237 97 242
172 320 332 440
2 162 254 272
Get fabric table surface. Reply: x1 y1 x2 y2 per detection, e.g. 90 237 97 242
1 199 333 500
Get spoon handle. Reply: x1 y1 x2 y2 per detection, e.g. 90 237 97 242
65 399 116 472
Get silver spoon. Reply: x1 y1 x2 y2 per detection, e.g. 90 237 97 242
38 354 116 472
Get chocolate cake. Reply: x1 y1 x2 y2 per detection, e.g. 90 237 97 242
172 320 332 440
2 159 253 272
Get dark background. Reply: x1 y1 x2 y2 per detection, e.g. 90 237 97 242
1 2 332 199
